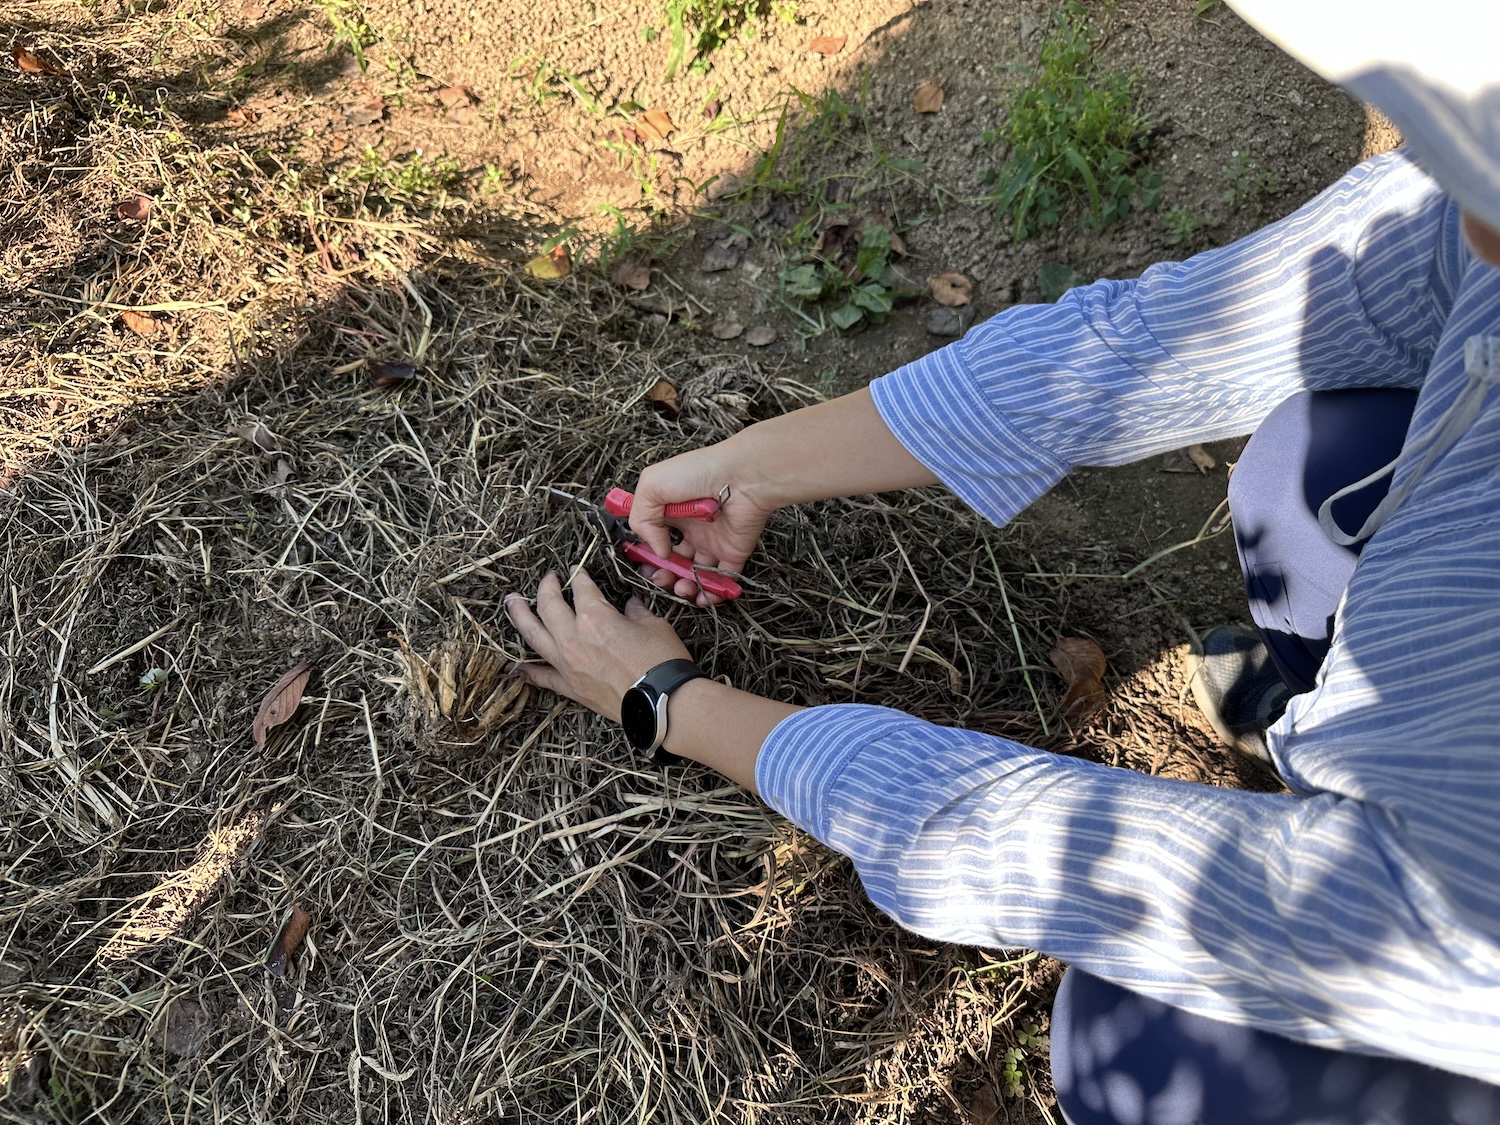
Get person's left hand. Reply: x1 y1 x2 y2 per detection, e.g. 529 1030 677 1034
504 567 692 722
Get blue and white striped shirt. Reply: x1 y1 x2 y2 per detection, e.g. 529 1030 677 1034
756 151 1500 1082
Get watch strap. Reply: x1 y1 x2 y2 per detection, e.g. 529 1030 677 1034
637 657 705 697
625 658 706 762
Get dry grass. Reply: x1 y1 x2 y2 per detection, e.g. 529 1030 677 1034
0 4 1259 1122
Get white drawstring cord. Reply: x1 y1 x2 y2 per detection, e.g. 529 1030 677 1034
1317 335 1500 547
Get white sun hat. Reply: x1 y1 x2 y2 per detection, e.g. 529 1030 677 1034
1228 0 1500 232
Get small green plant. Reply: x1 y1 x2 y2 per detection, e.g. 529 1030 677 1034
987 1 1158 238
319 0 379 72
1001 1046 1025 1098
1222 150 1278 209
1037 261 1085 302
352 148 461 205
778 222 916 332
663 0 766 78
1160 205 1207 248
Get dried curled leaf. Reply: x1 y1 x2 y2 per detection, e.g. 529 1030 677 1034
634 108 675 142
234 420 282 453
403 640 530 744
266 905 312 976
526 245 571 279
1049 637 1107 720
807 35 846 55
646 378 680 414
116 195 152 222
119 310 160 335
928 271 973 307
252 661 312 750
435 85 475 109
367 359 417 388
913 82 944 113
13 45 70 76
609 260 652 291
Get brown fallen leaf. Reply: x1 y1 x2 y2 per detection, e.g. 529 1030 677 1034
1049 636 1107 720
265 905 312 976
116 195 152 222
912 81 944 113
367 359 416 387
646 378 680 414
252 661 312 750
616 124 644 148
526 244 571 279
328 135 349 153
634 108 675 142
343 95 384 127
928 271 973 307
434 85 475 110
807 35 846 55
119 310 160 335
225 105 260 125
13 45 70 76
609 260 652 291
234 420 281 453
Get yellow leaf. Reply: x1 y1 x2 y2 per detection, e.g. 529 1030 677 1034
527 245 571 279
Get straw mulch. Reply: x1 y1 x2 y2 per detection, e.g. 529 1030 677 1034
1 247 1093 1121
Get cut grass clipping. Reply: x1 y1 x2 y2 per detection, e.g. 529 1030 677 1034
987 1 1161 238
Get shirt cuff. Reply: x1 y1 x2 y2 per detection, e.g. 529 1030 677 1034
755 705 898 839
869 338 1071 527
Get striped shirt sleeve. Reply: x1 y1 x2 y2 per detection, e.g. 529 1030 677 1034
870 150 1459 527
755 704 1500 1082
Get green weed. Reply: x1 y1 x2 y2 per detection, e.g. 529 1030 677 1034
351 148 461 206
986 2 1158 238
1222 150 1278 209
318 0 378 72
777 221 919 332
1037 261 1085 302
1160 205 1207 248
663 0 767 78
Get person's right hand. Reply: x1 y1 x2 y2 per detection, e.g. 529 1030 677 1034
630 444 777 606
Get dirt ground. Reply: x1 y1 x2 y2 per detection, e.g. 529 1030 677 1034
1 0 1400 1121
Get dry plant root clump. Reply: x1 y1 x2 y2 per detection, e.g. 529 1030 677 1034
401 638 531 747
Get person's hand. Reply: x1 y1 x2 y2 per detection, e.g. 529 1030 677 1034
504 568 691 721
631 446 778 606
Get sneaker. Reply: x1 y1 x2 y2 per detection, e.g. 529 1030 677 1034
1185 626 1291 763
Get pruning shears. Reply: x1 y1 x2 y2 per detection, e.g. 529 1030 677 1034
592 487 743 601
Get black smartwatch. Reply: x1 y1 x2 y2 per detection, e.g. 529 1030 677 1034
620 658 706 758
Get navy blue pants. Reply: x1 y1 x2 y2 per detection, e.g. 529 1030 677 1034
1053 391 1500 1124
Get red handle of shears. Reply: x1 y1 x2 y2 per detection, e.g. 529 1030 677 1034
604 487 720 522
617 540 743 601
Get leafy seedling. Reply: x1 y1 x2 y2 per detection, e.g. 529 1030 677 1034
1037 262 1084 302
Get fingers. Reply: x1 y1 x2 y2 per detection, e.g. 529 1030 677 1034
514 659 567 697
534 570 571 631
504 593 559 665
623 596 655 622
568 565 606 608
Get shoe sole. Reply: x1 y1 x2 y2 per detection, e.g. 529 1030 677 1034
1184 649 1268 762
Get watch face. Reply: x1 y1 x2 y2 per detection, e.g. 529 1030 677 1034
620 687 661 751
